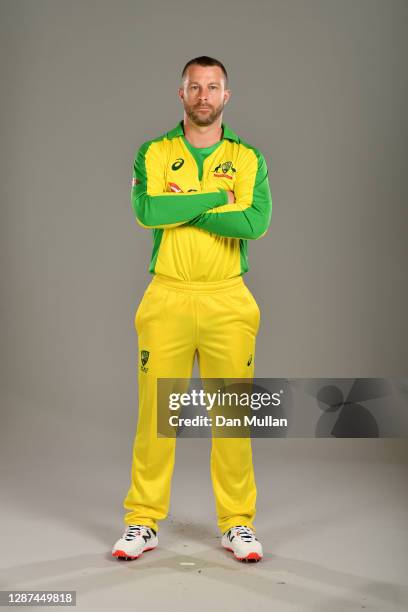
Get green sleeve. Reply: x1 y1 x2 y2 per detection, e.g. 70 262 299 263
187 151 272 240
131 142 229 228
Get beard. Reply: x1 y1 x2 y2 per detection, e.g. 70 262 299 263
184 100 225 127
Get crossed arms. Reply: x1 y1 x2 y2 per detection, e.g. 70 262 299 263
131 141 272 240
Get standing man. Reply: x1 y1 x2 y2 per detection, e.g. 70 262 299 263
112 56 272 563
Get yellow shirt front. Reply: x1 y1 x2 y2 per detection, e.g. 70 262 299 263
131 120 272 281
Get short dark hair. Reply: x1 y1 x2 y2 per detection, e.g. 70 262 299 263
181 56 228 86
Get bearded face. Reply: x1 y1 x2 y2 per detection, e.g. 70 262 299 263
179 64 230 128
183 98 226 127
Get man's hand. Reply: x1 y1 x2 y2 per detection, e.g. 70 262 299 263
226 190 235 204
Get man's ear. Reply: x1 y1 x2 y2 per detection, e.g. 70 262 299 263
178 87 184 102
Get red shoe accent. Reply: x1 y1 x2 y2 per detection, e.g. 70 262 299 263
112 546 156 559
236 552 262 561
112 549 141 559
223 546 262 562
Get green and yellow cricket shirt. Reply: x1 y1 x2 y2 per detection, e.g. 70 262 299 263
130 120 272 281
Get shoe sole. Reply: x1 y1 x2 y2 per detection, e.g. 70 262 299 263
112 546 157 561
223 546 262 562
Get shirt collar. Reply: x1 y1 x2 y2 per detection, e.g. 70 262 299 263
166 120 239 143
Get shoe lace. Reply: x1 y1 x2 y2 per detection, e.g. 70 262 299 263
123 525 145 541
231 525 255 542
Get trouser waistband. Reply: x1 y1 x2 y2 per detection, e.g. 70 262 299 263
152 274 244 294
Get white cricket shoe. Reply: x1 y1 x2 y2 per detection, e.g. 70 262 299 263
222 525 263 562
112 524 158 560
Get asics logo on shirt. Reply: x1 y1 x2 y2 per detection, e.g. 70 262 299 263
171 158 185 170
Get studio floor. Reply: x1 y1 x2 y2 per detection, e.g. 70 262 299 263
1 431 407 611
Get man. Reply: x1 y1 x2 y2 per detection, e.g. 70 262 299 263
112 56 272 563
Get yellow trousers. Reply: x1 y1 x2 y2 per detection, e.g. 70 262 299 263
122 273 261 534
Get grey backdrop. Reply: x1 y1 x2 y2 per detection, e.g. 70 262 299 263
1 0 407 589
